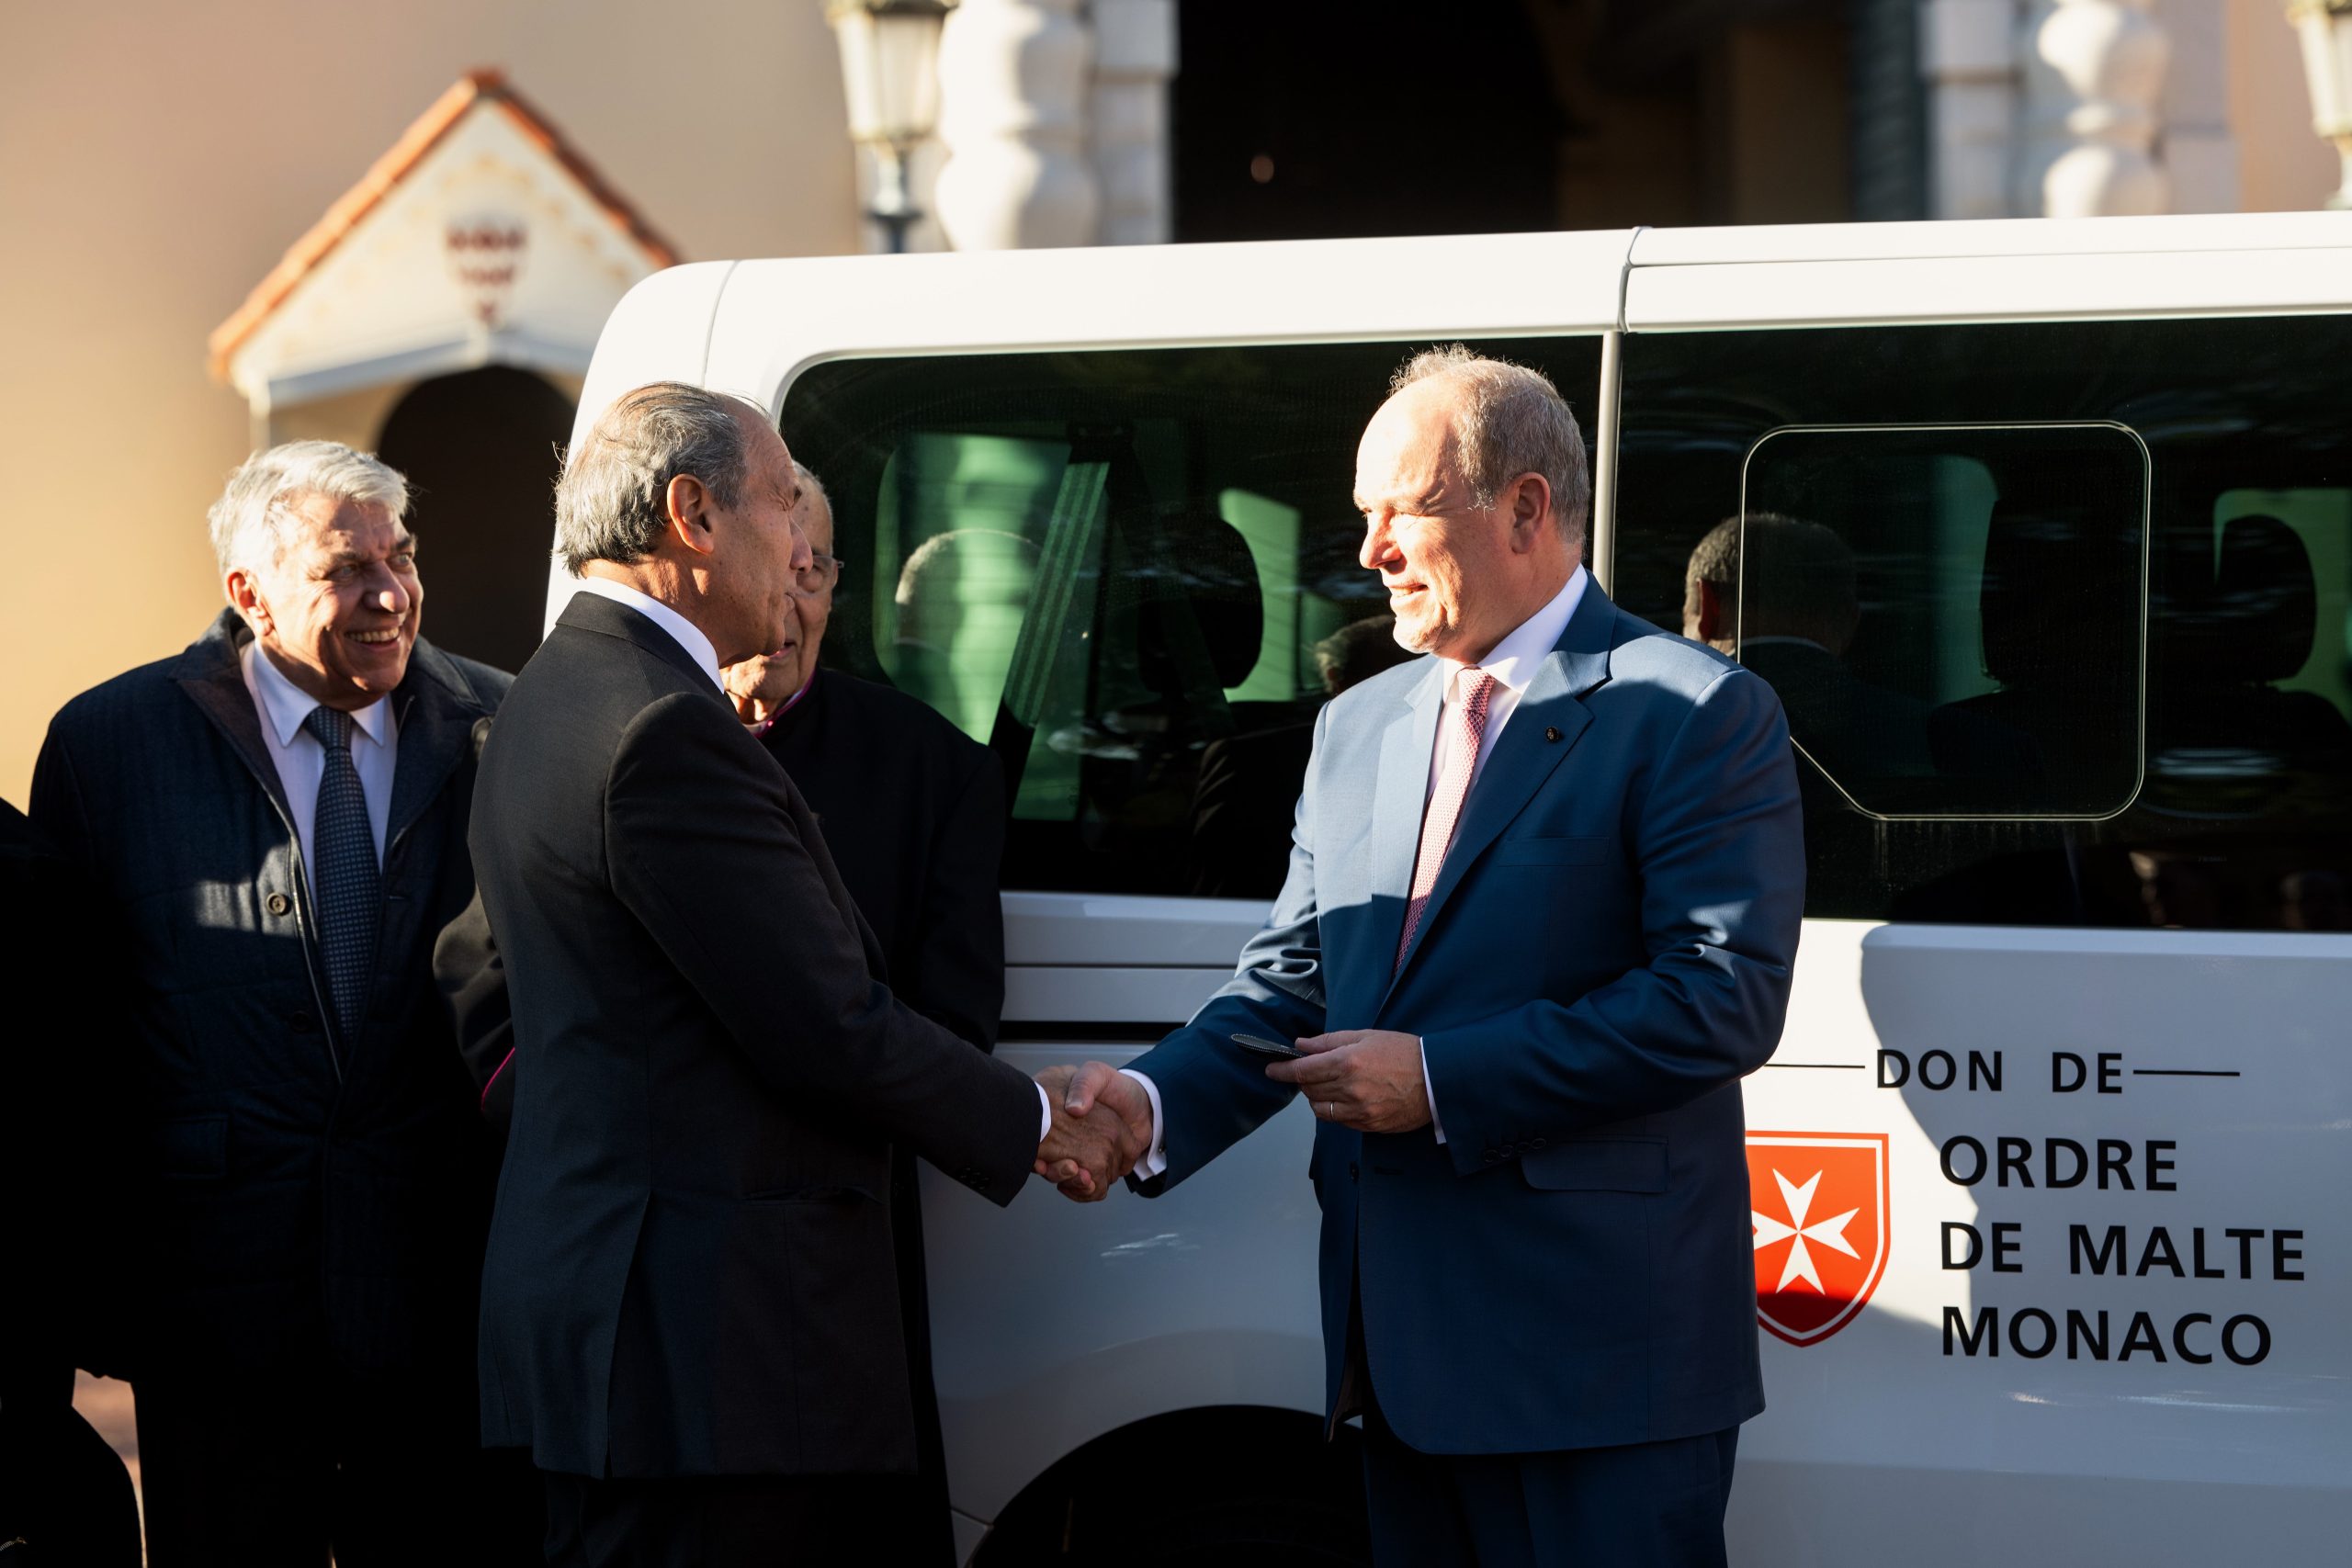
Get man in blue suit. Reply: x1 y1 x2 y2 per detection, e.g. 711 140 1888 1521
1057 345 1804 1565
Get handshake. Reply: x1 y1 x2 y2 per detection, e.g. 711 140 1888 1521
1021 1029 1433 1201
1030 1063 1152 1201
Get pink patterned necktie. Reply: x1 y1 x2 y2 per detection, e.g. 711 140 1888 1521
1396 669 1497 971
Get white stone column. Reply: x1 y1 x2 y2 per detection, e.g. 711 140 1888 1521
934 0 1101 250
2012 0 2172 217
1921 0 2026 220
2151 0 2236 213
1089 0 1177 246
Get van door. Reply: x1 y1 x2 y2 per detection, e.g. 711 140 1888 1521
1611 299 2352 1564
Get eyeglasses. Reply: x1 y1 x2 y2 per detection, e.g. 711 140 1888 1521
795 554 844 595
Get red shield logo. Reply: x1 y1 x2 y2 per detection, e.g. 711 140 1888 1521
1746 1131 1889 1347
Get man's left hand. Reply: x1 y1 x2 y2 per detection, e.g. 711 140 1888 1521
1263 1030 1431 1134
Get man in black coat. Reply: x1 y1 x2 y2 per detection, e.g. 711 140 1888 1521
438 463 1005 1562
28 443 515 1567
469 383 1126 1565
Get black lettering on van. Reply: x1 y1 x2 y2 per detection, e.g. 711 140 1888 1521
2173 1313 2214 1365
1940 1136 1985 1186
2071 1224 2125 1276
2066 1309 2109 1360
1943 1305 1996 1357
2136 1227 2183 1278
2118 1312 2166 1362
2008 1308 2056 1359
2222 1315 2270 1366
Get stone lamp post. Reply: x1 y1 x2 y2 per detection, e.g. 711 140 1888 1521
828 0 957 252
2288 0 2352 209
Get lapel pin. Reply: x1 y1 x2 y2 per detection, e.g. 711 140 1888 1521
1544 726 1562 741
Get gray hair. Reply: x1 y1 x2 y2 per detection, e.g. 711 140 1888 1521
1686 512 1859 643
793 460 829 512
555 382 763 574
208 441 409 581
1389 344 1591 541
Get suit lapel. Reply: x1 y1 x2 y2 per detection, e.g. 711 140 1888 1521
557 592 733 708
1362 660 1445 984
1383 587 1618 998
386 639 481 854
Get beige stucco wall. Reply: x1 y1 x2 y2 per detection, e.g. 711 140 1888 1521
2230 0 2345 211
0 0 858 801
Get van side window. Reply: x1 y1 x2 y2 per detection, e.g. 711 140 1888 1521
1729 424 2148 818
781 340 1604 898
1616 315 2352 931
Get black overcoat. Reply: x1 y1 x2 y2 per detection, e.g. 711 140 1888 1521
27 610 510 1382
468 592 1040 1480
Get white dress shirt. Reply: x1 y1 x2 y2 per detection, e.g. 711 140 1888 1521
1125 566 1591 1178
240 640 398 903
571 574 1055 1144
574 576 726 692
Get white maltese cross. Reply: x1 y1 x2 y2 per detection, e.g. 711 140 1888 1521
1752 1168 1860 1295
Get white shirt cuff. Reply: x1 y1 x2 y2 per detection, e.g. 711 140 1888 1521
1036 1081 1053 1143
1420 1038 1445 1144
1121 1067 1169 1180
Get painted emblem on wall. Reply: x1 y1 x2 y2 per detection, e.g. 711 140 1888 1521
445 209 529 328
1747 1131 1889 1347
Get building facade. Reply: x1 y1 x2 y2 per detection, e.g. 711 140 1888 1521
0 0 2340 797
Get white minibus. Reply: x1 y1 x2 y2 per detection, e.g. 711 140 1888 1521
560 212 2352 1565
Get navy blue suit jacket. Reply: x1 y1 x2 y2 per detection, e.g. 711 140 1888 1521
1125 584 1804 1454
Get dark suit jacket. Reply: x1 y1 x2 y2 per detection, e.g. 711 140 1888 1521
758 670 1004 1049
439 670 1004 1122
1125 584 1805 1454
469 592 1041 1480
28 612 509 1383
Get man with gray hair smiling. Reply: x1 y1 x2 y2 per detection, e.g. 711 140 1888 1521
466 382 1133 1564
30 440 520 1564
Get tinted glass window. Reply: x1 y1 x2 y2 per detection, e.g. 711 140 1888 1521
781 339 1604 897
1732 424 2148 818
1618 316 2352 931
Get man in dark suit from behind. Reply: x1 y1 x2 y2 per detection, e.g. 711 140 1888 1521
28 442 517 1566
469 383 1130 1566
442 461 1010 1563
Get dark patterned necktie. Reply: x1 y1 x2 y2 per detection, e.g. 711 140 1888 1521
303 705 381 1041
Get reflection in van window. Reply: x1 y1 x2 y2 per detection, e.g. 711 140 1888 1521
1723 424 2149 818
1619 315 2352 931
780 339 1605 897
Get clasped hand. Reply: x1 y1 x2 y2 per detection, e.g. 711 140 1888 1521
1032 1064 1154 1201
1028 1030 1429 1203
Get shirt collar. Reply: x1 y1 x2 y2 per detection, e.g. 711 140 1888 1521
1442 564 1589 696
240 636 393 748
746 671 819 739
574 576 725 692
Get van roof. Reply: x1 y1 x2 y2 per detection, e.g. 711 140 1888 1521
571 212 2352 451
